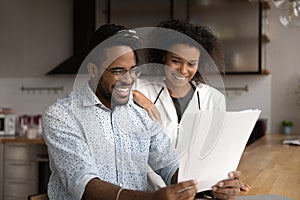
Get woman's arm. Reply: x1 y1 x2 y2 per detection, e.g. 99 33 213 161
132 90 162 124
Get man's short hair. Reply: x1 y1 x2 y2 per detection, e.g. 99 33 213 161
83 24 140 68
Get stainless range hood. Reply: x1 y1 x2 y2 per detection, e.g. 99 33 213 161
47 0 95 75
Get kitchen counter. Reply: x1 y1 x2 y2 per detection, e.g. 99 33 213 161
238 133 300 199
0 135 45 144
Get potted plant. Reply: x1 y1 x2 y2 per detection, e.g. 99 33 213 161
282 120 293 134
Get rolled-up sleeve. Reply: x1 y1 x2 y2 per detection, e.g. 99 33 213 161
42 103 100 199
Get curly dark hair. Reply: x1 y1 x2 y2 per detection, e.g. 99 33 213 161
81 24 140 70
146 19 224 84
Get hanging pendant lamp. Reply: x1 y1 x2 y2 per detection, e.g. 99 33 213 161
272 0 300 27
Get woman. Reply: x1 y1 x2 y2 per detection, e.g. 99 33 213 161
133 20 225 145
133 19 250 198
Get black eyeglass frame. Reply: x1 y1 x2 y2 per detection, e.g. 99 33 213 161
104 66 141 79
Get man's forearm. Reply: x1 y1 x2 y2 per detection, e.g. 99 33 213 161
82 178 153 200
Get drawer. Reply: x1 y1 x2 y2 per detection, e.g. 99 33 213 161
4 143 34 161
4 160 38 180
4 143 48 161
4 179 37 197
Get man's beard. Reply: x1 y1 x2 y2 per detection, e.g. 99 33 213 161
96 77 132 108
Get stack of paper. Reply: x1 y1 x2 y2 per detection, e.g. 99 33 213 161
178 110 261 192
282 138 300 146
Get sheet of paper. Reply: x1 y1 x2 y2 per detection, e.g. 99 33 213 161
282 138 300 146
178 110 261 192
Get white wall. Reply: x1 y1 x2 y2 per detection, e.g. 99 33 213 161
0 77 74 115
267 4 300 134
223 75 271 133
0 75 90 114
0 0 73 77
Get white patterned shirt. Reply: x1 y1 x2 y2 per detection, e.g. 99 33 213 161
42 84 179 200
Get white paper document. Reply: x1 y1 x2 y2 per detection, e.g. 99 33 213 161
282 138 300 146
178 110 261 192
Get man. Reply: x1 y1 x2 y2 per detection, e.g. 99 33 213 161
42 24 242 200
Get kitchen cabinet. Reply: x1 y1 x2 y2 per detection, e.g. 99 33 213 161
53 0 267 74
189 0 266 74
94 0 267 74
96 0 171 28
2 143 48 200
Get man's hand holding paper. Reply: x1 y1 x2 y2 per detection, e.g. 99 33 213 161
210 171 250 199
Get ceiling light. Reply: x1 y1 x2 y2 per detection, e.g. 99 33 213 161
272 0 300 27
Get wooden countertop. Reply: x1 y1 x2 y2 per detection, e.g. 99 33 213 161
0 135 45 144
238 133 300 199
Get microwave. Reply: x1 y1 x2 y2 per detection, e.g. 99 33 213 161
0 114 16 135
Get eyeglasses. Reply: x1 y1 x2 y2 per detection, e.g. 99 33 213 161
105 66 141 79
